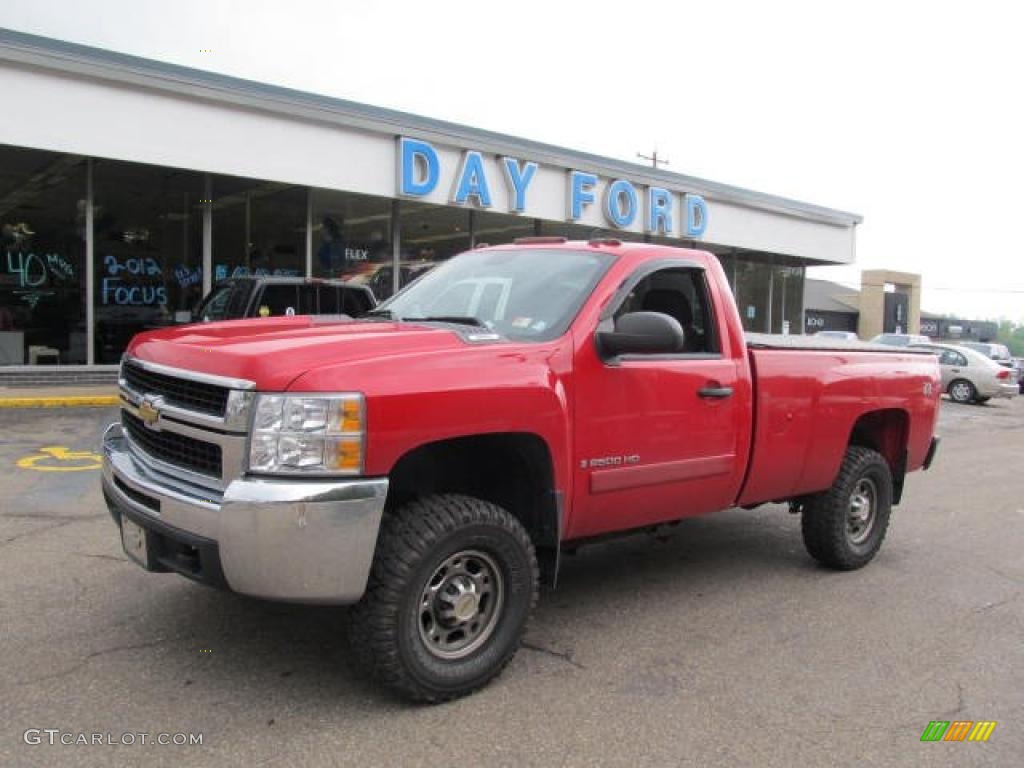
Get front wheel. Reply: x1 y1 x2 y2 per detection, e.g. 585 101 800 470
801 446 893 570
348 494 538 703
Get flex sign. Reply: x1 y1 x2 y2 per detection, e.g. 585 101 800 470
397 137 708 238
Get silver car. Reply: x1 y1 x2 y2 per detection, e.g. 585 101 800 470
815 330 859 341
912 343 1018 404
871 333 931 346
960 341 1014 368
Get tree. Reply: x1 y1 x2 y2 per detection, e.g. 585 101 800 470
996 320 1024 356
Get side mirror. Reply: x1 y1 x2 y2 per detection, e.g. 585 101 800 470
596 311 686 358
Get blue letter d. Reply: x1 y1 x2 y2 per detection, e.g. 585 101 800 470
399 137 440 197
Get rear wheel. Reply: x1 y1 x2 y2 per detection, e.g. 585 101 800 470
948 379 976 404
348 494 538 703
801 446 893 570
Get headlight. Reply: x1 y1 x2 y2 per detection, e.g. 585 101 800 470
248 393 365 475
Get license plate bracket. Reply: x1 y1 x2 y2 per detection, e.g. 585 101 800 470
121 516 154 569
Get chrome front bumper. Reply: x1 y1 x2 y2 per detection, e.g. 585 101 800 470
101 423 388 604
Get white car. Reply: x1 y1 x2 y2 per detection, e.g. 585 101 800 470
911 343 1018 404
960 341 1014 368
871 333 931 346
815 330 859 341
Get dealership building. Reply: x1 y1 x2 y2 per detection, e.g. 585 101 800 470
0 28 862 375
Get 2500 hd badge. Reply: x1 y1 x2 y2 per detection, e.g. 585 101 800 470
580 454 641 469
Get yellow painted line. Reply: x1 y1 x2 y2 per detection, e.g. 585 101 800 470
0 395 119 409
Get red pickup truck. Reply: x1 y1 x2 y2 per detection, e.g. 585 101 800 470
102 239 941 702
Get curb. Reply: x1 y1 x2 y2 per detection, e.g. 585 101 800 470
0 396 120 409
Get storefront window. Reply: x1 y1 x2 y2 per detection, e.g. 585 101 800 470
472 210 536 247
92 160 204 363
734 256 773 333
539 220 643 242
0 146 87 365
395 201 470 296
311 188 392 296
771 264 805 335
211 177 305 283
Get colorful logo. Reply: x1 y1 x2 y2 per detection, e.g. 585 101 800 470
920 721 996 742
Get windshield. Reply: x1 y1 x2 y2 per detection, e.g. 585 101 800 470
196 281 250 322
874 334 908 345
964 342 1010 360
375 248 615 341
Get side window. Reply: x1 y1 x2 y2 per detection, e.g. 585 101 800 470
614 267 719 354
224 283 251 319
318 285 340 314
258 285 300 316
954 352 968 367
341 287 373 317
297 286 316 315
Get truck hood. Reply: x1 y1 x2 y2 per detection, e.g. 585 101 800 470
128 316 496 391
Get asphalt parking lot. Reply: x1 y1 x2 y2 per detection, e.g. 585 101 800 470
1 397 1021 767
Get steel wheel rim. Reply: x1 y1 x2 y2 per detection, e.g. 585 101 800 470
418 549 504 660
847 477 877 545
951 382 971 401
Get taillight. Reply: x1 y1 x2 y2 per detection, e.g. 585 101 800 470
996 369 1009 379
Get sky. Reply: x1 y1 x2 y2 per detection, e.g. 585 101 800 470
2 0 1022 322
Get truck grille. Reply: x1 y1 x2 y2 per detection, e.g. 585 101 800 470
123 360 230 417
122 410 223 478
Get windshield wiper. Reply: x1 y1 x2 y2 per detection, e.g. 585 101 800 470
401 315 485 327
363 308 393 318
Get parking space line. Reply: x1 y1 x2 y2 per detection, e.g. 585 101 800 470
0 396 120 409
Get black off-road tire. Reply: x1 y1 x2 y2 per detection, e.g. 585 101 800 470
348 494 538 703
801 446 893 571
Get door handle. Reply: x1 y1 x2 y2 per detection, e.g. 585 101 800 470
951 368 960 373
698 385 734 399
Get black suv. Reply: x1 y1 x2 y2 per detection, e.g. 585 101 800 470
195 277 376 322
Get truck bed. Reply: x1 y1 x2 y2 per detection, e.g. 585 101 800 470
737 341 940 507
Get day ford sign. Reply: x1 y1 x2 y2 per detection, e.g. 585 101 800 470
397 137 708 238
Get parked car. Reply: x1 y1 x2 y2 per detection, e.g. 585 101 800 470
104 239 941 702
1013 358 1024 394
815 330 859 341
871 332 931 346
959 341 1014 368
911 343 1018 403
194 277 376 322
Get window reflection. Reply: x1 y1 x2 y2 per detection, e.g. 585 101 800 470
211 177 305 283
395 201 470 296
93 159 203 363
0 147 87 364
311 189 392 298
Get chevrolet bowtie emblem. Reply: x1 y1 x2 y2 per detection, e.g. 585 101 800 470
138 395 163 429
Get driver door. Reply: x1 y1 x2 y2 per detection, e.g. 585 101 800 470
569 264 745 539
